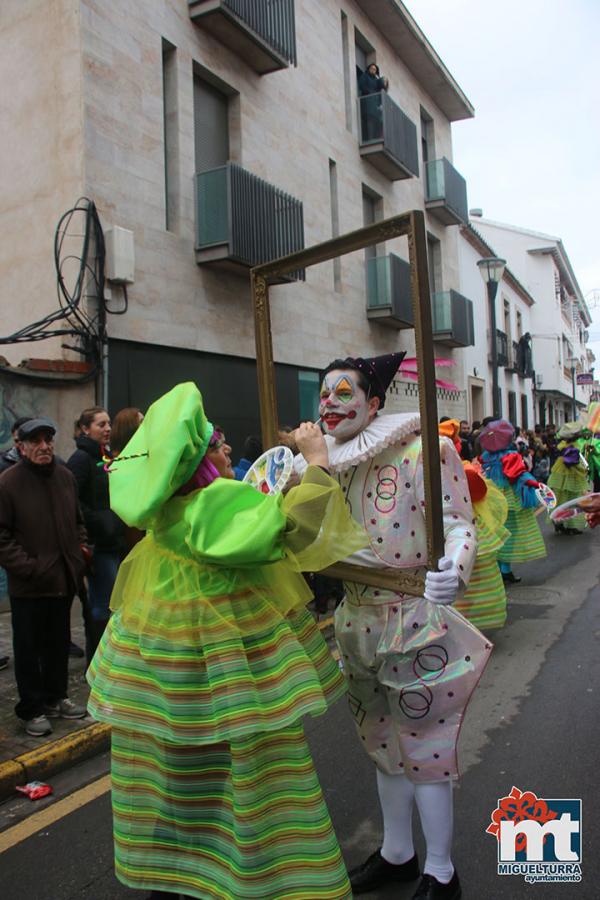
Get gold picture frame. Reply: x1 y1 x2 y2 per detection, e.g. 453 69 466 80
251 210 443 596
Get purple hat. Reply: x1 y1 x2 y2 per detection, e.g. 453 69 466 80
323 352 405 410
479 419 515 453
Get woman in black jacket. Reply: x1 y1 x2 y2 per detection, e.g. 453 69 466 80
67 406 122 657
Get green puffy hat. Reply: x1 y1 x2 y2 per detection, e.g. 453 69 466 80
558 421 582 440
109 382 213 528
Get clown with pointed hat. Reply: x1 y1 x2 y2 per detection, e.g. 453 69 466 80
295 353 491 900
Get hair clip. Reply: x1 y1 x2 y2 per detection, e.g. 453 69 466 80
97 451 149 473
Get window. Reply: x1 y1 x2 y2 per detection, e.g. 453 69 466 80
427 233 442 293
508 390 517 426
298 371 320 421
193 74 229 172
162 39 178 231
516 309 522 339
340 12 352 131
503 297 511 342
329 160 341 291
521 394 528 430
362 185 383 262
420 107 434 165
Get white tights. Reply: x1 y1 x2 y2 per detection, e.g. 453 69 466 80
377 769 454 884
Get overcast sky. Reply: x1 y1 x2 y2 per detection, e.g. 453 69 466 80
402 0 600 349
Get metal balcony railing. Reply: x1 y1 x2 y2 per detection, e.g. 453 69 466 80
425 157 468 225
195 162 304 279
189 0 296 73
358 92 419 180
366 254 413 329
431 290 475 347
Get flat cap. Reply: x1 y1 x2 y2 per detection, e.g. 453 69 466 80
18 417 56 440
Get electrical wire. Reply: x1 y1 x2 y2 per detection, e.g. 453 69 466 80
0 197 123 384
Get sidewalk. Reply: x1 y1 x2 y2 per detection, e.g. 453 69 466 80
0 595 109 799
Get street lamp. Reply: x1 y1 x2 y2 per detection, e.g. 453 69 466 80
477 256 506 419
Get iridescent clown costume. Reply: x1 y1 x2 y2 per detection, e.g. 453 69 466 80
87 383 368 900
296 414 491 783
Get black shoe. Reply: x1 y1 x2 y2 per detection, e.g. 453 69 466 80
502 571 521 584
349 848 420 895
69 641 85 658
413 870 461 900
0 656 9 671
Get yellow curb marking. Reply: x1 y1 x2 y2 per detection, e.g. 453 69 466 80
0 774 110 855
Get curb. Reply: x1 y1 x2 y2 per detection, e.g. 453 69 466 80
0 722 110 801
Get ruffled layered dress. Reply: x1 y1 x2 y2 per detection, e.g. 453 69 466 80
481 451 546 564
456 480 509 631
548 442 590 530
87 467 367 900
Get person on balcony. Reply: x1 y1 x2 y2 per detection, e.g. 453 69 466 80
358 62 389 141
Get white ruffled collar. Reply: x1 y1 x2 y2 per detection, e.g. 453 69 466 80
295 412 421 474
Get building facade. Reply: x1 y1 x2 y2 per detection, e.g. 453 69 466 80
458 222 537 429
1 0 475 454
472 218 593 428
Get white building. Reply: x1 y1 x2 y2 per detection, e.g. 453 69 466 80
458 222 537 429
472 218 593 427
0 0 475 455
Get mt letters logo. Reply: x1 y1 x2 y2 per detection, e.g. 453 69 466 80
487 786 582 884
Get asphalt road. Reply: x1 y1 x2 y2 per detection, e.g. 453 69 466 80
1 518 599 900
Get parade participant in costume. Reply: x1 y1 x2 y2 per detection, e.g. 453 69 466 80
579 402 600 492
86 383 368 900
455 463 509 632
548 422 590 535
480 419 546 583
294 355 491 900
437 422 509 631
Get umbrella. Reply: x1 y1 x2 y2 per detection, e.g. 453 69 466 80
479 419 515 453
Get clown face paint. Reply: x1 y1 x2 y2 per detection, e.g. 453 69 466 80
319 369 373 441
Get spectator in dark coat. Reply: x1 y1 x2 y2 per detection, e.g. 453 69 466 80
0 416 31 474
0 418 87 736
358 62 389 141
67 407 123 658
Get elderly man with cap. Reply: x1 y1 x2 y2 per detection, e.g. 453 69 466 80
294 354 491 900
0 417 88 736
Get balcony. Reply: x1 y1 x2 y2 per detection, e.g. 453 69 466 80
358 92 419 181
366 254 414 329
425 157 468 226
195 163 304 281
431 290 474 347
514 339 534 378
188 0 296 74
493 329 509 367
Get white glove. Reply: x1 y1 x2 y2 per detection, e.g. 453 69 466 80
424 556 459 605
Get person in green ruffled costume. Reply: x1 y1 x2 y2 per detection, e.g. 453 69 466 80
548 422 590 535
86 382 367 900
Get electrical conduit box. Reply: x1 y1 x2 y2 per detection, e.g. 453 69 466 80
104 226 135 283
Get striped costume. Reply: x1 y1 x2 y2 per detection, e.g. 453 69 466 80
548 441 590 530
481 449 546 565
87 388 367 900
456 479 509 631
